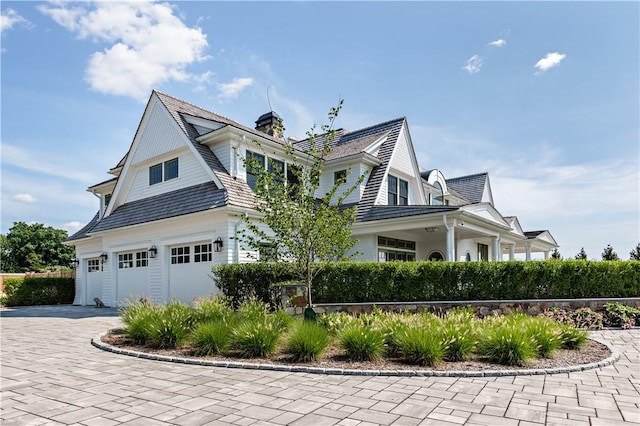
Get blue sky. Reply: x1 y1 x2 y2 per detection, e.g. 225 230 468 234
1 1 638 260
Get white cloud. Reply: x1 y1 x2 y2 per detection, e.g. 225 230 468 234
38 1 210 101
12 193 37 203
62 221 85 234
463 55 483 74
1 8 31 35
487 39 506 47
218 77 254 99
534 52 566 73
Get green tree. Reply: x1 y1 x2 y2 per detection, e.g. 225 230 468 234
601 244 620 261
236 101 365 307
630 243 640 261
575 247 588 260
550 248 562 259
1 222 75 272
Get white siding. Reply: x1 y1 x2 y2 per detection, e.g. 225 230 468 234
317 164 367 204
125 151 210 203
350 235 376 261
457 239 477 262
211 143 234 176
388 128 415 177
130 100 188 164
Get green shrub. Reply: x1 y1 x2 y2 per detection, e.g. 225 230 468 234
603 302 640 329
478 321 537 366
285 320 332 362
396 325 447 366
236 296 270 322
375 313 412 357
121 299 159 345
572 308 603 330
232 318 282 358
2 277 74 306
317 312 357 335
338 324 386 361
441 319 478 362
191 320 233 356
269 309 294 332
559 324 588 350
147 300 195 349
193 296 233 325
524 317 562 358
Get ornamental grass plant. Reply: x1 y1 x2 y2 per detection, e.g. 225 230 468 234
120 298 159 345
477 316 538 366
190 320 234 356
147 300 195 349
338 323 386 361
396 324 447 366
192 295 233 324
285 320 332 362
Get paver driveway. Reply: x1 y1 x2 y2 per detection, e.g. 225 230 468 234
1 305 639 425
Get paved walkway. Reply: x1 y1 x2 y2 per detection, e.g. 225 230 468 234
1 306 639 426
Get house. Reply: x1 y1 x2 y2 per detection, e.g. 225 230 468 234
66 91 558 307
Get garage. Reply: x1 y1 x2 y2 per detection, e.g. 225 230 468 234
85 258 103 304
169 242 219 303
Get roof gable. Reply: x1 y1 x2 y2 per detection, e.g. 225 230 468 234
446 172 494 205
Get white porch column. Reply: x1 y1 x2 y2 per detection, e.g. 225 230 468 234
544 251 549 260
445 225 456 261
492 237 501 261
509 245 515 260
525 241 532 261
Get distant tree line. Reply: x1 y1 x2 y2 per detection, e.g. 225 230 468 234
0 222 75 273
550 243 640 261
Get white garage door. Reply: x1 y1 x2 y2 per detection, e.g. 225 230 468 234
116 251 149 304
169 243 219 303
86 258 103 305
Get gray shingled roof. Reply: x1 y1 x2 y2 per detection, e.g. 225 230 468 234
446 173 488 204
358 205 459 222
525 230 546 239
87 183 226 234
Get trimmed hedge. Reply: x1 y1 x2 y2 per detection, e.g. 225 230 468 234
213 260 640 306
2 277 75 306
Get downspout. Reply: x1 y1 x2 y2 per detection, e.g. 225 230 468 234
234 219 243 263
233 135 246 179
90 191 103 219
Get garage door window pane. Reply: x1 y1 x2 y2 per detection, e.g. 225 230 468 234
171 246 190 264
119 253 133 269
194 244 212 262
136 251 148 267
88 259 101 272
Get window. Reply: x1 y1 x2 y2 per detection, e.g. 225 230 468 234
334 170 347 185
164 158 178 181
88 259 101 272
118 253 134 269
136 251 148 268
432 181 444 206
388 175 409 205
194 244 212 263
149 158 179 185
259 243 278 262
246 151 265 190
478 243 489 261
378 236 416 262
171 246 190 264
428 251 444 261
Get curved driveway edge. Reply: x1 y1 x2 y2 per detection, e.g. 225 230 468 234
92 331 620 378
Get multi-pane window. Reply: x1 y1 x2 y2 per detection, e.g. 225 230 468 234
259 243 278 263
118 253 134 269
334 170 347 185
431 181 444 206
194 244 212 263
387 175 409 205
88 259 101 272
246 151 265 190
149 158 179 185
136 251 148 267
171 246 190 264
377 236 416 262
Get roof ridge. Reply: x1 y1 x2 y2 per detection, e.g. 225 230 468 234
153 90 240 126
447 172 488 181
342 116 406 137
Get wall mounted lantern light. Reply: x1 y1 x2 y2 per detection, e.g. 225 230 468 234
213 237 224 252
71 258 80 269
100 252 108 263
148 245 158 259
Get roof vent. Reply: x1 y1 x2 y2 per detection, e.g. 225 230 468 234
255 111 283 139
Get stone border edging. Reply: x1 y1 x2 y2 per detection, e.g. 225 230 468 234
91 331 620 378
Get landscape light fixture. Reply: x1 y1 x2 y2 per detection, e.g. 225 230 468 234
213 237 224 252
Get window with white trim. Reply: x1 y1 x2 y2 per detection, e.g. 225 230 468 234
149 158 179 185
118 253 134 269
377 236 416 262
88 259 101 272
171 246 190 264
194 244 212 262
388 175 409 205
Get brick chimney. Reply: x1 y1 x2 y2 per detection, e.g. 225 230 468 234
255 111 283 139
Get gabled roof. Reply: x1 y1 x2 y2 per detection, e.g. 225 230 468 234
446 173 489 204
90 183 226 234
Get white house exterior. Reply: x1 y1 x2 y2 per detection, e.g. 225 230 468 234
67 91 558 307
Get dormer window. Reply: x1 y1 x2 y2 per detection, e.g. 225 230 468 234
149 158 179 185
388 175 408 206
432 181 444 206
